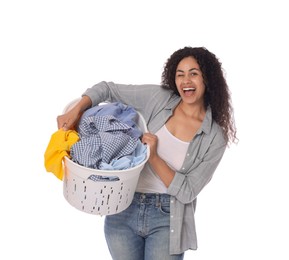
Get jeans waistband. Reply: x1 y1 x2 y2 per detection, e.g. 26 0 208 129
133 192 171 206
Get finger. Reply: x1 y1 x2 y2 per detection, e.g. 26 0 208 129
141 134 152 144
62 122 68 131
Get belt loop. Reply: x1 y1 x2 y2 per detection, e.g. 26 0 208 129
141 193 145 202
156 193 160 207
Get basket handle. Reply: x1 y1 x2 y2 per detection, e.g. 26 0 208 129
87 174 120 182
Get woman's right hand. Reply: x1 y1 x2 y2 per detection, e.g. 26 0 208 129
57 96 92 130
57 108 81 131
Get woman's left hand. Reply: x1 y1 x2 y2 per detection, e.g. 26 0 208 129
141 133 158 162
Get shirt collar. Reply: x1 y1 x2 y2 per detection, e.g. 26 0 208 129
165 95 181 111
197 106 213 135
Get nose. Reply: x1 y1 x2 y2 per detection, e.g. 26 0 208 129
183 74 192 84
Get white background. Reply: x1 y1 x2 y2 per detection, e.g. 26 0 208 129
1 0 288 259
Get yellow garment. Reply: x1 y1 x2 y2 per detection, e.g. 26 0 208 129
44 129 79 180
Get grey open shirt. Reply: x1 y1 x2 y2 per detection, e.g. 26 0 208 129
83 81 227 255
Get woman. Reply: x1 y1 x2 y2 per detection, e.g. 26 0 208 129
57 46 237 259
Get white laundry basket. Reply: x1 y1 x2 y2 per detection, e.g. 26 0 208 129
62 99 149 215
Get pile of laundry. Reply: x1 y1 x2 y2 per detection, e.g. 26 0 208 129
44 102 147 181
72 102 147 170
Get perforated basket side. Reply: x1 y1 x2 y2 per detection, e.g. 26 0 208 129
63 158 142 215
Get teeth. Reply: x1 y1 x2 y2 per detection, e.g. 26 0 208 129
183 87 196 91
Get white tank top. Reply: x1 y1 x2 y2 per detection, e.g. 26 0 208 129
136 125 189 193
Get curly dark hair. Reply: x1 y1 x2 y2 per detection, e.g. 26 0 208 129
161 46 237 144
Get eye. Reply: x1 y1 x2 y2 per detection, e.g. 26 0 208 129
176 74 184 77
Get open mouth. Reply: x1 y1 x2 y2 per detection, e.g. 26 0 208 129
183 87 196 96
183 87 196 92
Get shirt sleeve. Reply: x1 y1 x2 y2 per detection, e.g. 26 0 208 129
82 81 172 122
167 128 227 204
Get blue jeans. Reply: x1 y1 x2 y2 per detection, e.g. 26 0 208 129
104 192 184 260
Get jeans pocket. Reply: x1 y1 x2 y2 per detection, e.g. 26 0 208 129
158 202 170 215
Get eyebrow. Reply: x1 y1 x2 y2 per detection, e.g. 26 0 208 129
176 68 200 73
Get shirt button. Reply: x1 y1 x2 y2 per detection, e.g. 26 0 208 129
182 167 185 170
171 215 174 218
187 153 190 156
171 229 174 233
170 200 174 203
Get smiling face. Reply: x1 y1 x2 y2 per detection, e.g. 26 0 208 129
175 56 206 108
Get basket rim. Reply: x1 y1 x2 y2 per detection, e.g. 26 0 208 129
64 152 148 177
